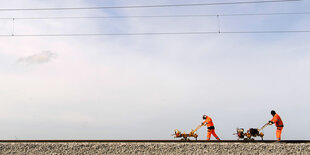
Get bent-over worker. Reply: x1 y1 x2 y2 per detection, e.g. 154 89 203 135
202 115 220 140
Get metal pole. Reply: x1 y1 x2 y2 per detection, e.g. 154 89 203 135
12 18 15 36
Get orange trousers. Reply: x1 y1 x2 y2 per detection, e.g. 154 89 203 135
207 129 220 140
276 127 283 141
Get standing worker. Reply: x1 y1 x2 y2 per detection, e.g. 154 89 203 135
201 115 220 140
268 110 284 141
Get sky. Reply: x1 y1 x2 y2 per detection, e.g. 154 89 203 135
0 0 309 140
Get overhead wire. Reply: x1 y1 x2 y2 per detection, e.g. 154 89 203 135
0 0 305 37
0 12 309 20
0 0 301 11
1 30 310 37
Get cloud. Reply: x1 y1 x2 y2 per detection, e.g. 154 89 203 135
18 51 57 64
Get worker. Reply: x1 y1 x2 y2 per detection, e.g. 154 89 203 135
201 115 220 140
268 110 284 141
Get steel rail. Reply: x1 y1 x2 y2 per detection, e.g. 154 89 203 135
0 140 308 143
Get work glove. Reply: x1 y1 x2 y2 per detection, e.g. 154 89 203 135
201 123 205 126
268 121 273 125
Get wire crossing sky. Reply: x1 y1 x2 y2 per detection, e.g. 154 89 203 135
0 31 309 37
0 11 309 19
0 0 301 11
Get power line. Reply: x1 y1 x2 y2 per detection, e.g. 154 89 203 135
0 12 309 20
0 30 309 37
221 12 310 16
0 0 300 11
0 15 216 20
223 30 310 33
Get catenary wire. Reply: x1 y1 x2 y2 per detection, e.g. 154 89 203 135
1 30 310 37
0 0 301 11
0 12 309 20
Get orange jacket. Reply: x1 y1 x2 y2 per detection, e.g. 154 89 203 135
203 116 214 127
270 114 284 127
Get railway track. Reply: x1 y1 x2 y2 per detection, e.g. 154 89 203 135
0 140 308 143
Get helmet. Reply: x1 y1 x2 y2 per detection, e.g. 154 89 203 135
203 115 207 120
271 110 276 115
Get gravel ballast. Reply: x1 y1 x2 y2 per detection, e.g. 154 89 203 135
0 142 309 154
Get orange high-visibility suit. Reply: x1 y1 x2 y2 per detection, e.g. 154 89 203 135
270 113 284 141
202 116 220 140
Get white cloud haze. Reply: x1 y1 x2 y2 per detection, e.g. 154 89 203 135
18 51 57 64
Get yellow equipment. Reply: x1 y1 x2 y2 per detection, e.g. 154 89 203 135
173 124 203 141
235 123 270 140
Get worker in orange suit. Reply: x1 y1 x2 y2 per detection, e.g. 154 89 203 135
268 110 284 141
201 115 220 140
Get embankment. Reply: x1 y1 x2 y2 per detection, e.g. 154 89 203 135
0 141 309 154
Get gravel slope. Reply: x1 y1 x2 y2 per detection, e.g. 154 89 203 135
0 142 309 154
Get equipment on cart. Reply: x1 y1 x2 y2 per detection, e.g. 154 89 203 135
234 122 270 140
173 124 203 141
